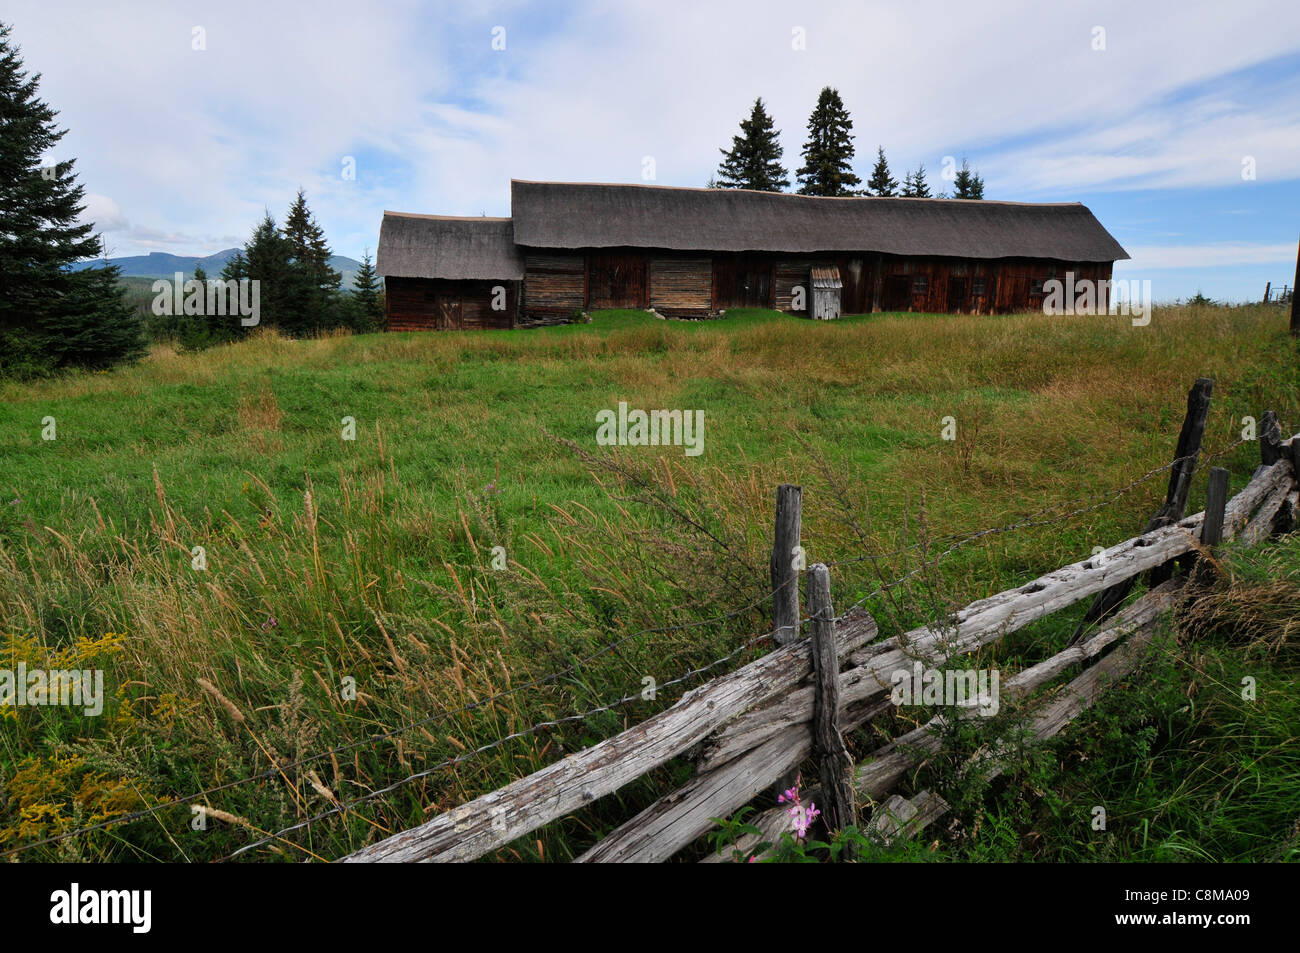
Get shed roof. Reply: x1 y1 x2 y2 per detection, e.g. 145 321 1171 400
376 212 524 280
510 180 1129 262
811 266 842 289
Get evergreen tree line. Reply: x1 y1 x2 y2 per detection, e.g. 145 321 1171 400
161 193 385 351
714 88 985 200
0 19 384 376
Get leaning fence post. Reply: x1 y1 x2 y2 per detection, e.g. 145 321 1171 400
1201 467 1230 547
770 484 802 647
807 563 857 859
1073 378 1213 642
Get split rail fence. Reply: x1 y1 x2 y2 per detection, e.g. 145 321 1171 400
337 379 1299 863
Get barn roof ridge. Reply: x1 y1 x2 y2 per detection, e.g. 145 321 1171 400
508 178 1085 209
510 179 1130 262
383 211 512 222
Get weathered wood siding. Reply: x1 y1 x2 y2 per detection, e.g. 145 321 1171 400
835 257 872 314
712 254 773 309
368 253 1126 331
385 277 517 331
812 288 841 320
990 259 1110 314
771 254 1116 317
649 257 712 316
523 254 585 317
867 257 1113 315
773 260 808 313
587 250 648 310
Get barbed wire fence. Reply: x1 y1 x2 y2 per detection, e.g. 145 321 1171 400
0 433 1252 862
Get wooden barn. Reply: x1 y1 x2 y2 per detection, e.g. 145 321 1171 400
377 180 1129 329
376 213 523 331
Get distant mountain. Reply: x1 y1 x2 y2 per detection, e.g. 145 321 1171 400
73 249 365 287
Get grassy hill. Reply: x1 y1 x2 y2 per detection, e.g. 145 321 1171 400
0 305 1296 862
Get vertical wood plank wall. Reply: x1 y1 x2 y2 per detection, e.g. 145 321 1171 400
387 255 1120 329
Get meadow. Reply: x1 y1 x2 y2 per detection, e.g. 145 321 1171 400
0 304 1297 861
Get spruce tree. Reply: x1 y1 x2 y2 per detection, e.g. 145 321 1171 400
901 165 932 198
716 97 789 192
350 249 384 332
0 22 142 376
174 261 214 351
953 159 985 199
866 146 898 196
242 213 293 332
220 251 247 283
283 189 340 333
795 87 861 196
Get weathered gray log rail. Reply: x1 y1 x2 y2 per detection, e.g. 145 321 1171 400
342 397 1297 864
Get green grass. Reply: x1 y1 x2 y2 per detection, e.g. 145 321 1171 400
0 303 1297 862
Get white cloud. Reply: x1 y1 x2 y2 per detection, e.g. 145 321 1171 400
79 193 127 231
5 0 1300 258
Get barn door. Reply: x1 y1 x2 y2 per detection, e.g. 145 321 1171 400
714 257 772 309
588 253 647 310
946 278 969 313
883 275 911 312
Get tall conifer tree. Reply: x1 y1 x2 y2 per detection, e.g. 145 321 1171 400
0 22 141 376
283 189 341 332
716 97 789 191
795 87 861 196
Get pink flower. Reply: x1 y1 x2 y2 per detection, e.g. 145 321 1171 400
778 774 821 841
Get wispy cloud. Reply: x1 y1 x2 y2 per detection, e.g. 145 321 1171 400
1126 241 1297 269
6 0 1299 299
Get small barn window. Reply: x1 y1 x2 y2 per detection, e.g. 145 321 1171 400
912 275 928 294
972 278 987 296
1029 278 1045 295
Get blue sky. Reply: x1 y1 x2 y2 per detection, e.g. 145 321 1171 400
7 0 1299 301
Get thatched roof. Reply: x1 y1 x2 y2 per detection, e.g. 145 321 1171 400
377 212 524 280
511 180 1129 262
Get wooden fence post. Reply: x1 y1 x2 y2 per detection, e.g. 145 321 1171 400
1072 378 1214 641
1290 233 1299 337
1260 410 1282 468
807 563 857 859
769 485 803 803
1201 467 1230 547
771 484 802 647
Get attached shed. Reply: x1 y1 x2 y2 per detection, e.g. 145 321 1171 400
811 266 842 320
376 213 524 331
